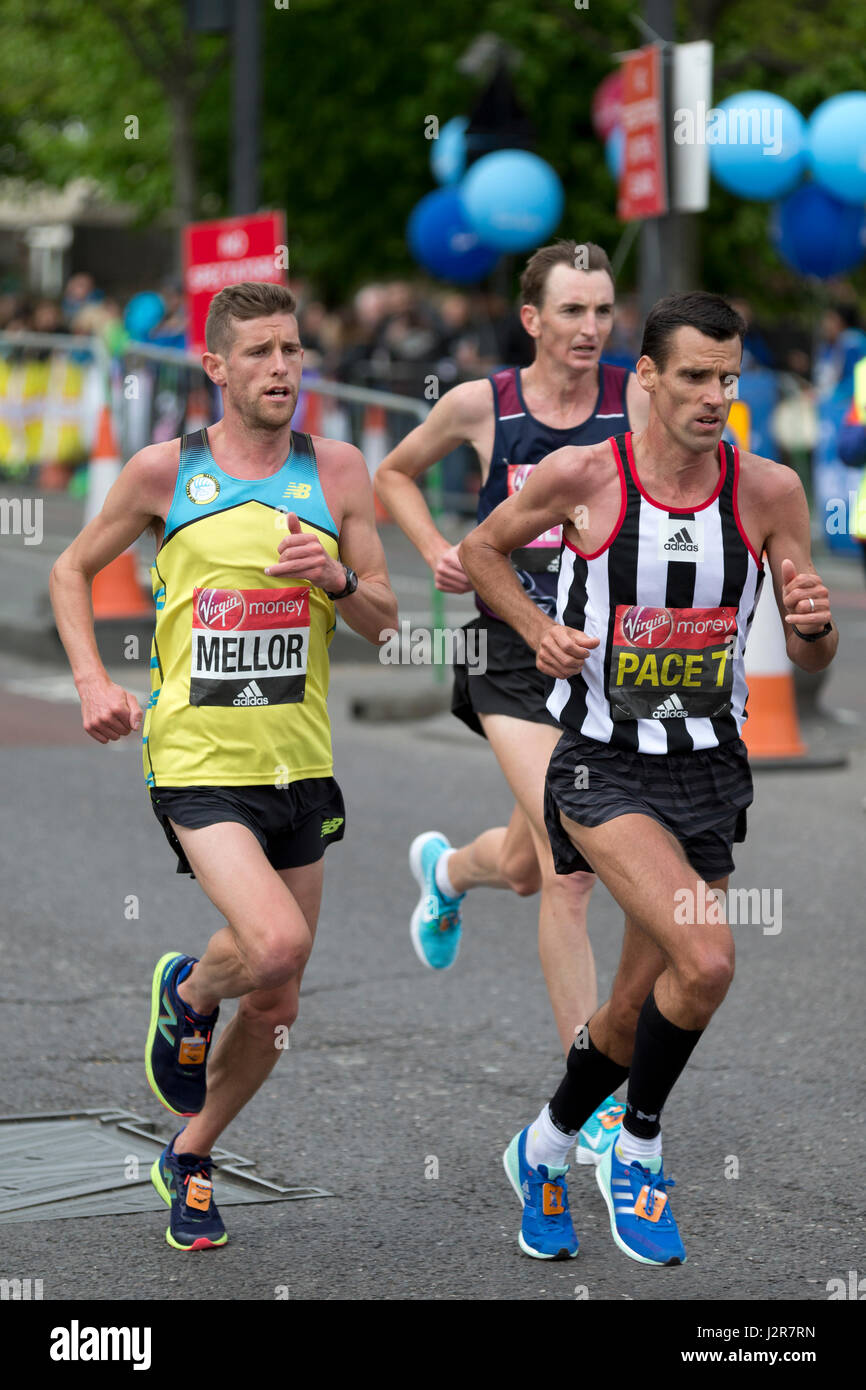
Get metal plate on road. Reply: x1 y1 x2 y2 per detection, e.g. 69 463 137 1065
0 1110 330 1223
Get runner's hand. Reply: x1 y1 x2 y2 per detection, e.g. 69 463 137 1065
267 512 345 591
79 677 143 744
781 557 832 632
433 543 473 594
536 624 599 679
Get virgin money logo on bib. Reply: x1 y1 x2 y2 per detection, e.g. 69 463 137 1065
195 589 245 630
620 606 673 648
190 586 310 707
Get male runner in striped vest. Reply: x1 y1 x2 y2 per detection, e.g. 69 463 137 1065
51 282 397 1250
461 291 837 1265
376 242 649 1163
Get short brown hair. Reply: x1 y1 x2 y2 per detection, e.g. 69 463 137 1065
205 282 297 357
520 240 615 309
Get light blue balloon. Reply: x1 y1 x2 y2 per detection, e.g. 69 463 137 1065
808 92 866 205
709 91 805 200
431 116 468 186
459 149 565 252
605 127 624 181
123 291 165 342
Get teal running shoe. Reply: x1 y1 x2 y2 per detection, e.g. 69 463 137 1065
503 1126 579 1261
596 1140 686 1266
409 831 465 970
576 1095 626 1166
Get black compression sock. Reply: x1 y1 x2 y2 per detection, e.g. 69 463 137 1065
624 990 704 1140
548 1024 630 1135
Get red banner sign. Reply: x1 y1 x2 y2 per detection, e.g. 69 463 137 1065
183 211 288 355
617 46 667 221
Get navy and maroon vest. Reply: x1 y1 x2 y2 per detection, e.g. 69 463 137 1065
476 363 630 618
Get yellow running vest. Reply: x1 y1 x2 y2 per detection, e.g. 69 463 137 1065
142 428 339 788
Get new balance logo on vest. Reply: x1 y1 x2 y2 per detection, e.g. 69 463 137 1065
233 680 268 706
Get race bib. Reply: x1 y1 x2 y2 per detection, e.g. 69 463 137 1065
608 605 738 722
190 586 310 707
507 463 562 573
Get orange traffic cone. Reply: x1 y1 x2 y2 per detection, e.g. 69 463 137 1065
363 404 392 523
184 386 210 435
742 562 843 768
304 387 323 437
86 405 151 619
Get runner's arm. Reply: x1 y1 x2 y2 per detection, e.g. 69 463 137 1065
460 450 599 677
270 443 397 646
48 445 168 739
374 380 490 590
763 467 838 671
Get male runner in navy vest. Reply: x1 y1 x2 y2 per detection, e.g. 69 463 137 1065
376 241 649 1162
461 291 836 1264
50 282 397 1249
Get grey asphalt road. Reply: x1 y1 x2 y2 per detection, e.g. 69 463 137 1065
0 594 864 1304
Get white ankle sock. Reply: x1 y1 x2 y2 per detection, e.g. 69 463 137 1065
616 1126 662 1165
434 849 460 900
524 1104 576 1170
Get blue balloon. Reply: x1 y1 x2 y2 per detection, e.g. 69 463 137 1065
431 116 468 186
771 182 866 278
709 91 806 200
808 92 866 205
124 291 165 342
605 127 624 181
459 150 565 252
406 188 499 283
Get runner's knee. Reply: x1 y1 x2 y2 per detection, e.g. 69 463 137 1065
501 844 542 896
240 927 312 992
238 983 300 1038
676 941 735 1014
540 868 594 911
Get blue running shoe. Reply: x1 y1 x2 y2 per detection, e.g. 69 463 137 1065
151 1133 228 1250
576 1095 626 1166
503 1126 579 1261
596 1141 686 1266
145 952 218 1117
409 831 465 970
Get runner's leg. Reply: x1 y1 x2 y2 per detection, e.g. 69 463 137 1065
446 803 541 895
478 714 597 1053
166 819 321 1156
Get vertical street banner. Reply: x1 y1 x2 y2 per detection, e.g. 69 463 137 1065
183 211 288 355
617 45 668 221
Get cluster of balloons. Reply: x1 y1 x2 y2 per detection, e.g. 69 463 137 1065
592 77 866 280
709 90 866 278
407 117 565 283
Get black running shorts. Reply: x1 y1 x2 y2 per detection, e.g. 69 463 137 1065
451 613 561 738
543 730 753 882
150 778 346 877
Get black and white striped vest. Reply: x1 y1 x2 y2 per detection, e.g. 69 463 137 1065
547 432 764 753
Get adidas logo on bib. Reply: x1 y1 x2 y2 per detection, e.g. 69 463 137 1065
233 680 269 706
652 693 688 719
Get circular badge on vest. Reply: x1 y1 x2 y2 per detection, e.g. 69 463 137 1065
186 472 220 505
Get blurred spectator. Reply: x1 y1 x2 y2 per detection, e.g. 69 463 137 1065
728 298 774 371
604 292 642 370
32 299 67 335
148 280 186 350
62 272 103 326
815 300 866 403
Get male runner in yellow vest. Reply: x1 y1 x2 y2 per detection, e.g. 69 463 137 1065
50 282 397 1249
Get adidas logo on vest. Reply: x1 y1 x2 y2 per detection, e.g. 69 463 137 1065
233 680 269 706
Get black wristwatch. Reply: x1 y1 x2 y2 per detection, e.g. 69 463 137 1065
791 622 833 643
324 565 358 601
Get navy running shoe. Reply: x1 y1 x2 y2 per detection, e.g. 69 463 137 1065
503 1125 579 1260
151 1134 227 1250
145 952 218 1116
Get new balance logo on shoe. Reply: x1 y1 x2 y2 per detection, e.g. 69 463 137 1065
157 988 177 1045
233 680 269 706
652 694 688 719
